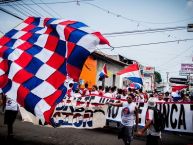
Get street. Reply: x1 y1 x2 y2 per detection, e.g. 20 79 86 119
0 113 193 145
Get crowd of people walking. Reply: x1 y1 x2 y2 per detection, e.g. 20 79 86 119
66 82 193 103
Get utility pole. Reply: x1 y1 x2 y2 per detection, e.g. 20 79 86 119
166 72 169 83
166 72 170 92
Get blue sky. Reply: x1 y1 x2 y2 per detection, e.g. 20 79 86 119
0 0 193 82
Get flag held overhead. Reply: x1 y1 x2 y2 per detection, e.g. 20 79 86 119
99 63 108 81
117 64 143 85
0 17 109 124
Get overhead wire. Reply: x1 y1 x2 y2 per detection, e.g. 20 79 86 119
0 0 19 4
103 26 186 36
39 0 62 18
7 2 27 18
157 45 193 68
0 1 189 39
0 1 191 79
157 60 186 71
0 6 23 20
81 1 191 40
15 1 32 16
85 1 192 75
19 0 42 17
153 50 192 76
0 0 93 18
82 1 193 25
120 15 193 25
105 29 185 38
0 0 95 5
100 38 193 50
30 0 55 17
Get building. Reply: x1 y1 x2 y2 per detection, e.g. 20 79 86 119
141 66 155 92
79 50 135 89
79 50 156 91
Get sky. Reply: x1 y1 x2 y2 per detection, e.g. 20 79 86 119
0 0 193 82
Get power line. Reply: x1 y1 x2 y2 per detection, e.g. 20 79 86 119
30 0 55 17
7 2 27 17
15 1 32 16
157 45 193 68
81 1 185 40
82 1 193 25
101 38 193 50
103 26 186 36
0 6 23 20
0 0 94 5
39 0 62 18
21 1 42 16
105 30 182 38
0 0 19 4
22 1 44 17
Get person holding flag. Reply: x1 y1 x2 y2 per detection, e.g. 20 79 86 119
117 64 143 86
99 63 109 81
107 94 139 145
0 17 110 125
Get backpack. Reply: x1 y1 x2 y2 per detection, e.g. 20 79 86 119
152 108 165 132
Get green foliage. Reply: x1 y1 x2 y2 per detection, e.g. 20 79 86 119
154 71 162 83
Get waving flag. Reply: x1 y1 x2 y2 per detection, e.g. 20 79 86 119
99 63 108 81
0 17 109 124
117 64 143 85
129 83 142 89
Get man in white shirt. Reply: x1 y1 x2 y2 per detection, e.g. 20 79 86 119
108 94 139 145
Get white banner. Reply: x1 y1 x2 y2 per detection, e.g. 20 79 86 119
50 99 107 128
107 102 193 133
69 95 193 133
20 97 108 129
20 95 193 132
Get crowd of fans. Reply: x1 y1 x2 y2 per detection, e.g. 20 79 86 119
66 82 193 103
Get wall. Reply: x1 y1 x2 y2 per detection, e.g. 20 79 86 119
80 54 129 89
79 56 97 89
96 59 125 88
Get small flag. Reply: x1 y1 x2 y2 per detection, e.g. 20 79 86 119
117 64 143 85
99 64 108 81
129 83 142 89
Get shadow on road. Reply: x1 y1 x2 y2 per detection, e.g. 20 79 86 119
0 136 51 145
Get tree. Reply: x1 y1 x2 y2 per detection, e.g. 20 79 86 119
154 71 162 83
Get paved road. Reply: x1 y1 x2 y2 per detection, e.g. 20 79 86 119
0 113 192 145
